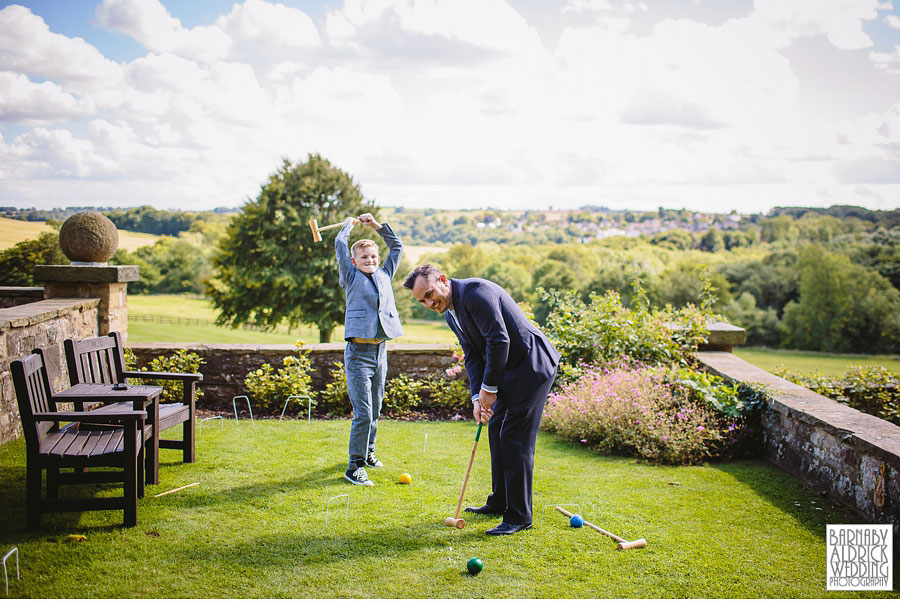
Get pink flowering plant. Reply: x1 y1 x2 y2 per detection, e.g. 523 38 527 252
543 361 758 464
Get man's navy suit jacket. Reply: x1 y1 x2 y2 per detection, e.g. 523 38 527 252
447 278 561 404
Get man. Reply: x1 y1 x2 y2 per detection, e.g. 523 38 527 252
404 264 560 535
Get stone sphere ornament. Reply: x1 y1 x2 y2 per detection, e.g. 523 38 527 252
58 211 119 264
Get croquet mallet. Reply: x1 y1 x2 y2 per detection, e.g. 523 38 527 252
444 422 483 529
308 217 354 243
556 506 647 550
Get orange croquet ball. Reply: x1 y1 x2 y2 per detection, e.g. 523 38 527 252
399 473 412 484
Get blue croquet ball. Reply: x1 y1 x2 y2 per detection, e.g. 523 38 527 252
466 557 484 575
570 515 584 528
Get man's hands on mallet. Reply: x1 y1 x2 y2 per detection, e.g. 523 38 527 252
358 213 382 230
473 389 497 424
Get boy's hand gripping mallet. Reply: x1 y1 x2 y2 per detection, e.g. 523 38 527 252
308 218 353 243
444 423 483 529
556 506 647 550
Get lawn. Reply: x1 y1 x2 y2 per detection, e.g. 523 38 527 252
733 347 900 376
0 421 887 599
127 294 455 344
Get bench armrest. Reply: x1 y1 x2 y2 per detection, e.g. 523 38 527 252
33 410 147 422
122 370 203 382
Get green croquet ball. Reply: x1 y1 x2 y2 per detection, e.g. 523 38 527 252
466 557 483 575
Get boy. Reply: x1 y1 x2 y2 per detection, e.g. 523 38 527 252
335 213 404 486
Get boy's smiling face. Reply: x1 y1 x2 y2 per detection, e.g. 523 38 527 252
351 244 380 274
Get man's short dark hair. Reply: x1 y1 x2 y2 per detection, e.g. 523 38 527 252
403 263 442 290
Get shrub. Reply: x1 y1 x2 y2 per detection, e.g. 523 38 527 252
424 345 472 416
319 361 351 418
244 343 314 414
385 374 424 417
774 364 900 426
424 376 471 416
543 363 756 464
540 284 711 377
125 348 205 404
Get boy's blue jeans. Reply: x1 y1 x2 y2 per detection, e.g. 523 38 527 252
345 341 386 471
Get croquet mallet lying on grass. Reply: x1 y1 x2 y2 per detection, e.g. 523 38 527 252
556 506 647 550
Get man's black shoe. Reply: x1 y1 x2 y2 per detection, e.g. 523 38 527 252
464 505 502 515
485 522 532 535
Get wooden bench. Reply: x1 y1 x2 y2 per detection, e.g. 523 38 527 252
10 348 146 529
64 331 202 463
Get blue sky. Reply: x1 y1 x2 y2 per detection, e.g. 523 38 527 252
0 0 898 213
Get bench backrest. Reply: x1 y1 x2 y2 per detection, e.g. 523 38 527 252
10 348 58 449
64 332 127 386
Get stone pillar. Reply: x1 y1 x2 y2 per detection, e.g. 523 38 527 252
34 265 139 339
32 210 139 340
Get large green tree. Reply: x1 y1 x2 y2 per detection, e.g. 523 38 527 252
207 154 374 342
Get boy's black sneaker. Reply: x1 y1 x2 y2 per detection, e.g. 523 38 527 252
344 465 374 486
365 452 383 468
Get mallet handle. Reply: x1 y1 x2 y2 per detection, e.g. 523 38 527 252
453 423 483 519
556 506 624 542
316 221 347 232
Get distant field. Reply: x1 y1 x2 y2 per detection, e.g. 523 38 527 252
404 245 449 264
0 217 54 247
733 347 900 376
127 294 454 344
0 216 160 252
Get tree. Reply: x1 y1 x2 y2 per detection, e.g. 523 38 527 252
650 228 694 251
699 227 724 252
207 154 374 342
780 245 900 353
0 230 67 286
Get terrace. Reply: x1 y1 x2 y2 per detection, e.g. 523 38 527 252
0 228 897 598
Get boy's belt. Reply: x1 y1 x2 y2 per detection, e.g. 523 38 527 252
350 337 385 344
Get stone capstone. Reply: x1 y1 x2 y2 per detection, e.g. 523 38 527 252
59 211 119 263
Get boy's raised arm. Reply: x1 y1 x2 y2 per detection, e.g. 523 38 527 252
377 223 403 279
335 216 357 288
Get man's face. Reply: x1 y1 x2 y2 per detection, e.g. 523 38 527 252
410 273 452 314
351 245 380 274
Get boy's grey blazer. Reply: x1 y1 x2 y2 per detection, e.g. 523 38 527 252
336 222 404 340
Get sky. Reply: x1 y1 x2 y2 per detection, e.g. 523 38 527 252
0 0 898 215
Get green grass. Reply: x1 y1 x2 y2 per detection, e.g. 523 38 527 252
734 347 900 376
127 294 455 344
0 421 888 599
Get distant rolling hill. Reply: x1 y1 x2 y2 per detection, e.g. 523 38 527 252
0 216 161 252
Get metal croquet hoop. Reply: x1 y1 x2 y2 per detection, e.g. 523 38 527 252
325 494 350 529
232 396 254 425
2 547 19 596
199 415 224 431
281 394 313 423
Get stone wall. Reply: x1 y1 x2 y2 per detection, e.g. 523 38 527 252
0 298 100 444
0 287 44 309
697 351 899 539
127 342 456 414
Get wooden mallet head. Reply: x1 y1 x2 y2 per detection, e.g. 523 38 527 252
309 218 322 243
444 516 466 529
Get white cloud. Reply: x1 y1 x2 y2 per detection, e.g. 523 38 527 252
0 0 897 212
0 72 94 124
870 44 900 74
751 0 880 49
95 0 232 63
0 5 123 86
